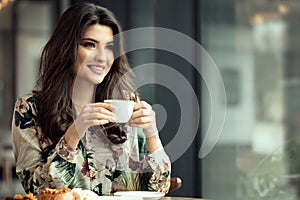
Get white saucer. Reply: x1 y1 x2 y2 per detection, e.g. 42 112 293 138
114 191 165 200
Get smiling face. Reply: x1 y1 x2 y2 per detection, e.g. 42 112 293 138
74 24 114 86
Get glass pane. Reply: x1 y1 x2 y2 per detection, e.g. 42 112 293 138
0 0 57 197
0 2 14 129
200 1 300 199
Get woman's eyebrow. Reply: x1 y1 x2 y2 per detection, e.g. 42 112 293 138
81 38 99 43
81 38 114 44
106 40 114 45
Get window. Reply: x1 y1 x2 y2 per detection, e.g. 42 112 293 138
201 1 300 199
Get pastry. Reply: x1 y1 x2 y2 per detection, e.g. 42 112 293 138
37 188 74 200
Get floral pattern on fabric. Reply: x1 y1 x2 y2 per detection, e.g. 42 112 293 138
12 94 171 196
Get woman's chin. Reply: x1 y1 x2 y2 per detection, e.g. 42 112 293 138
95 77 105 84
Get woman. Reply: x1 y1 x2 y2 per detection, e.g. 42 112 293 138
11 2 171 196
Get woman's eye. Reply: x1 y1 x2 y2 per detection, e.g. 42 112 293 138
82 42 96 48
105 44 114 51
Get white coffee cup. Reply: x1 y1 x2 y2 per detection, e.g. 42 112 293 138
104 99 135 123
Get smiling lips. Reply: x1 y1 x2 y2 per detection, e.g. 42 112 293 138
88 65 105 75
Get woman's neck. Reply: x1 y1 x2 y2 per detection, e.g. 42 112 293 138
72 80 95 107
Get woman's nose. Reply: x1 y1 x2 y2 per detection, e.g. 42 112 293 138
94 47 106 62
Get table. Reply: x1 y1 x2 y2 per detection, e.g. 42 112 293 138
0 196 208 200
163 197 208 200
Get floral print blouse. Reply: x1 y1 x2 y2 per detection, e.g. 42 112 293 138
11 94 171 196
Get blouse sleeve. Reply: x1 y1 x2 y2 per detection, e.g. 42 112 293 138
137 129 171 193
11 95 81 194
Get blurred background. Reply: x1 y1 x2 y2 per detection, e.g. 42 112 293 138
1 0 300 199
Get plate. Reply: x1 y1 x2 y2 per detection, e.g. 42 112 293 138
114 191 165 200
98 196 123 200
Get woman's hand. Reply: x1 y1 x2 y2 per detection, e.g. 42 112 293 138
130 101 162 152
129 101 158 138
75 103 115 135
65 103 115 149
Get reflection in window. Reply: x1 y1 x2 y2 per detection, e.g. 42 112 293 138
0 0 58 197
201 1 300 200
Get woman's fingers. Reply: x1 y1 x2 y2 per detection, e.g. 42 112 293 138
77 103 116 125
94 107 115 118
130 101 154 126
133 101 151 111
129 101 158 137
93 102 114 111
131 101 151 118
131 108 151 121
83 103 113 113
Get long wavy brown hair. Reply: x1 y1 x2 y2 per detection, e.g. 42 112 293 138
34 2 136 150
